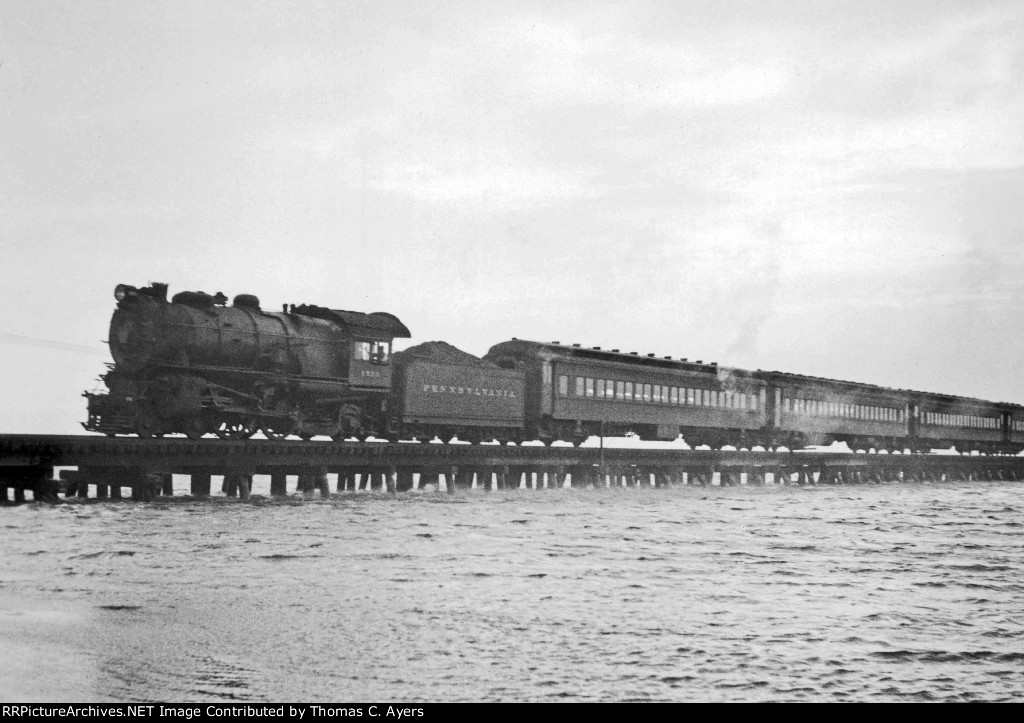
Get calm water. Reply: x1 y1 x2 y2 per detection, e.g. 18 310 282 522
2 481 1023 702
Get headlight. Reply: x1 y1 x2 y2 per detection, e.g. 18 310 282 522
114 284 137 301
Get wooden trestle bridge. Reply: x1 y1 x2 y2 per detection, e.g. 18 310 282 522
2 434 1023 503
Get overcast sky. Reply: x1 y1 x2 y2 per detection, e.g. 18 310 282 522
2 0 1023 433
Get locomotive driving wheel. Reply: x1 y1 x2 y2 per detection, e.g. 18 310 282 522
329 404 364 443
215 417 257 440
134 407 162 439
260 418 297 441
182 417 209 440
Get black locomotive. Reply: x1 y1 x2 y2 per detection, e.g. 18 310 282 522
85 282 1024 453
86 282 411 440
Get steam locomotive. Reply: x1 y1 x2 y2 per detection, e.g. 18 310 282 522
84 282 1024 453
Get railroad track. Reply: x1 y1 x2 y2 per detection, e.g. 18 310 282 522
2 434 1023 502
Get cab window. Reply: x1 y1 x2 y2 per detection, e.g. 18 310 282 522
371 341 390 363
354 340 390 363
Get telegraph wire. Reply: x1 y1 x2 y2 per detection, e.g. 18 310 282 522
0 331 109 357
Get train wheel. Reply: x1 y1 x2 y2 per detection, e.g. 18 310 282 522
135 410 161 439
260 421 295 441
183 418 208 440
216 418 256 440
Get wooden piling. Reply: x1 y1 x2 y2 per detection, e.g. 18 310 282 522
191 471 212 497
270 472 288 496
238 473 252 500
445 466 459 493
393 468 414 492
224 472 239 498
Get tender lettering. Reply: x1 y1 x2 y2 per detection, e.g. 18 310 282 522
421 383 516 398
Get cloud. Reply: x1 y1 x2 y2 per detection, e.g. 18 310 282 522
502 17 792 109
368 159 597 208
276 115 600 208
806 3 1024 120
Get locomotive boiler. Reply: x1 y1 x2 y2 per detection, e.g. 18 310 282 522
85 282 410 439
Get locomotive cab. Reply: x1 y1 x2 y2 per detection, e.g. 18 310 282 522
350 339 393 388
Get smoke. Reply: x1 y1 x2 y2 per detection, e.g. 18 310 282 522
723 219 783 365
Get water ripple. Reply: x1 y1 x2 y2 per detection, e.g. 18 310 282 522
2 481 1023 701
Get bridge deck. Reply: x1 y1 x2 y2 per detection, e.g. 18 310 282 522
1 434 1022 502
